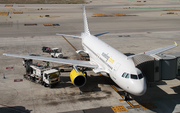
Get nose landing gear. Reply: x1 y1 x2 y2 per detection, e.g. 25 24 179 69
124 92 132 101
119 92 132 101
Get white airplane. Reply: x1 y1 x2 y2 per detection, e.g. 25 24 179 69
3 5 178 99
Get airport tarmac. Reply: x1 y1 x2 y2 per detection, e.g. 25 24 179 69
0 2 180 113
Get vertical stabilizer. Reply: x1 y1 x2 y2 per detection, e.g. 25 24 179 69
83 5 90 35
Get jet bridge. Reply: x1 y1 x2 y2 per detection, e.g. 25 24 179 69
132 53 179 84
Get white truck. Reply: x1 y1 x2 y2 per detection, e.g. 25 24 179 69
50 48 63 58
23 59 60 88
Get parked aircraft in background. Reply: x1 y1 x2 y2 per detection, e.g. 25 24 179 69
3 5 178 100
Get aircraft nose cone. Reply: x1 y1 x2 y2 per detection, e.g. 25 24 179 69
137 84 147 96
136 78 147 96
131 78 147 96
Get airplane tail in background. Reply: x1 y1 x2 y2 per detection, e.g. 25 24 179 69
83 5 90 35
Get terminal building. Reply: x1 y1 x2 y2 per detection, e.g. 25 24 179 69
132 53 180 84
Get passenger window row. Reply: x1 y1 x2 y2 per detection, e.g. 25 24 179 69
122 72 143 79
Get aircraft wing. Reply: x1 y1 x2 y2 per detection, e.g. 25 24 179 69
128 42 178 59
3 53 98 68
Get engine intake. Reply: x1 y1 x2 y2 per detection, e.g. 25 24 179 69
70 69 86 87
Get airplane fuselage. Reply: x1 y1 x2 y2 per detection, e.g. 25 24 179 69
82 33 147 96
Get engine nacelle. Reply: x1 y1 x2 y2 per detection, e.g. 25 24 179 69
70 69 86 87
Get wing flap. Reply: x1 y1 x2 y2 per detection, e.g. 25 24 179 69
3 53 98 68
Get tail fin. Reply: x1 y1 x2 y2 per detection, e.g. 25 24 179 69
83 5 90 35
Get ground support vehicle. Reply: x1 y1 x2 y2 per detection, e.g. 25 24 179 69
42 46 51 53
50 48 63 58
23 59 60 88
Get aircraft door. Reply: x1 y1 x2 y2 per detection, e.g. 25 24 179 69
114 63 121 71
112 63 121 79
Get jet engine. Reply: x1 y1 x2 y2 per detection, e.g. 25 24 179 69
70 69 87 87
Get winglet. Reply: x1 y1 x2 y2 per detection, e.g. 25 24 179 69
174 41 178 46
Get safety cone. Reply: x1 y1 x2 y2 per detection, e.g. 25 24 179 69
3 74 5 79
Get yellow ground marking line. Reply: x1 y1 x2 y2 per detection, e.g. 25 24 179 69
93 14 105 16
126 101 140 109
5 5 13 7
111 106 127 112
43 24 60 26
0 8 36 11
113 13 125 16
0 12 9 16
44 24 53 26
13 12 23 14
3 16 38 19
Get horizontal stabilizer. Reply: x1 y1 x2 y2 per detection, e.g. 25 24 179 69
94 32 109 37
56 33 81 38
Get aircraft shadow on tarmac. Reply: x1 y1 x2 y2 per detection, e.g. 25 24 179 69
0 105 32 113
52 74 121 93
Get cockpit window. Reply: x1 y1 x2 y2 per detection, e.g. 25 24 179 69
125 74 130 78
122 73 141 79
122 73 127 77
131 74 138 79
138 74 143 79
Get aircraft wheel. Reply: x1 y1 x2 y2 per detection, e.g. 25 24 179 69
41 81 44 85
49 84 53 88
23 74 27 79
60 69 64 72
30 77 33 82
44 83 47 87
58 54 63 58
124 92 130 101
